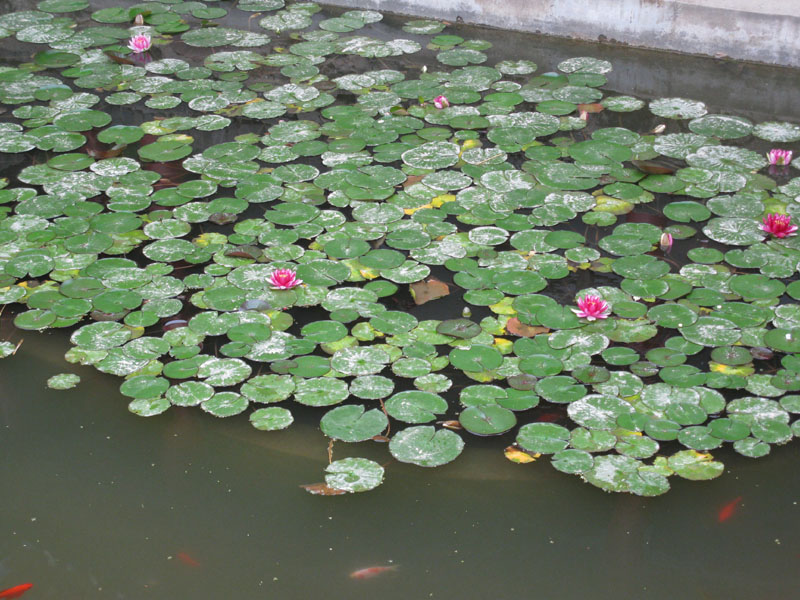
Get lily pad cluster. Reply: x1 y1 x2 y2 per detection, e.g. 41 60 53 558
1 0 799 496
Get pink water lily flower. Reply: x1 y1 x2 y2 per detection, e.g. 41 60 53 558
766 149 792 166
433 95 449 109
269 269 302 289
659 232 673 252
127 33 151 54
572 294 611 321
760 213 798 238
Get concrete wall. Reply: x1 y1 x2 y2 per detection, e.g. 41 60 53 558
322 0 800 67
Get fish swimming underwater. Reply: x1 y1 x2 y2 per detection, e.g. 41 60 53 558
717 496 743 523
176 552 201 568
349 566 398 579
0 583 33 599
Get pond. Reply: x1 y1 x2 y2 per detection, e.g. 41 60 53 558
0 0 799 597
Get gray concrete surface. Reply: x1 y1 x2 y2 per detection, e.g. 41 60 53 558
321 0 800 67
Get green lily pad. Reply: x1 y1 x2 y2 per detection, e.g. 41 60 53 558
47 373 80 390
516 422 570 454
667 450 724 480
389 426 464 467
459 405 517 435
325 457 384 492
320 405 388 442
385 391 448 423
250 407 294 431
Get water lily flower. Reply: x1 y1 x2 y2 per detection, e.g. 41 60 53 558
760 213 798 238
766 148 792 166
572 294 611 321
433 95 449 109
127 33 151 54
659 232 673 252
269 269 302 289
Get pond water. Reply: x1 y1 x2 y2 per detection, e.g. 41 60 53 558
1 0 800 597
2 332 799 598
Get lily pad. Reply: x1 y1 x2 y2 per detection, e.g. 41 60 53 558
389 426 464 467
325 457 384 492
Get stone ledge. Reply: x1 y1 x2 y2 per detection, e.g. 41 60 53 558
322 0 800 67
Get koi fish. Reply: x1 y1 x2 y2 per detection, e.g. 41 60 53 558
177 552 201 567
349 565 398 579
717 496 743 523
536 411 563 423
0 583 33 599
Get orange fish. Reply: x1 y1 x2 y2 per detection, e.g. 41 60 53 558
718 496 743 523
0 584 33 599
349 566 398 579
537 412 562 423
177 552 201 567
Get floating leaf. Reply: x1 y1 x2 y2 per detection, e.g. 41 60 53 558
47 373 80 390
325 457 384 492
389 426 464 467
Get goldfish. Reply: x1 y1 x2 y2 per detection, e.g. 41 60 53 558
349 565 398 579
177 552 201 567
717 496 743 523
536 411 563 423
0 584 33 599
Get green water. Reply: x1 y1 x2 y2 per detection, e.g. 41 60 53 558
1 332 798 598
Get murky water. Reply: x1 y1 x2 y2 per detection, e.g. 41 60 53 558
1 1 800 597
1 331 798 598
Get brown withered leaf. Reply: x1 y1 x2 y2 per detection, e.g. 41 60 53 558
300 483 347 496
403 174 425 188
577 103 604 113
103 51 136 66
224 245 261 259
631 160 675 175
506 318 549 338
438 420 463 431
371 435 390 443
410 278 450 305
209 212 238 225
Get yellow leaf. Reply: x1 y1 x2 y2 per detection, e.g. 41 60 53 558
488 296 515 315
431 193 456 208
124 325 145 341
494 337 513 354
463 370 496 383
709 362 754 376
404 202 432 216
504 446 540 464
192 232 227 246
